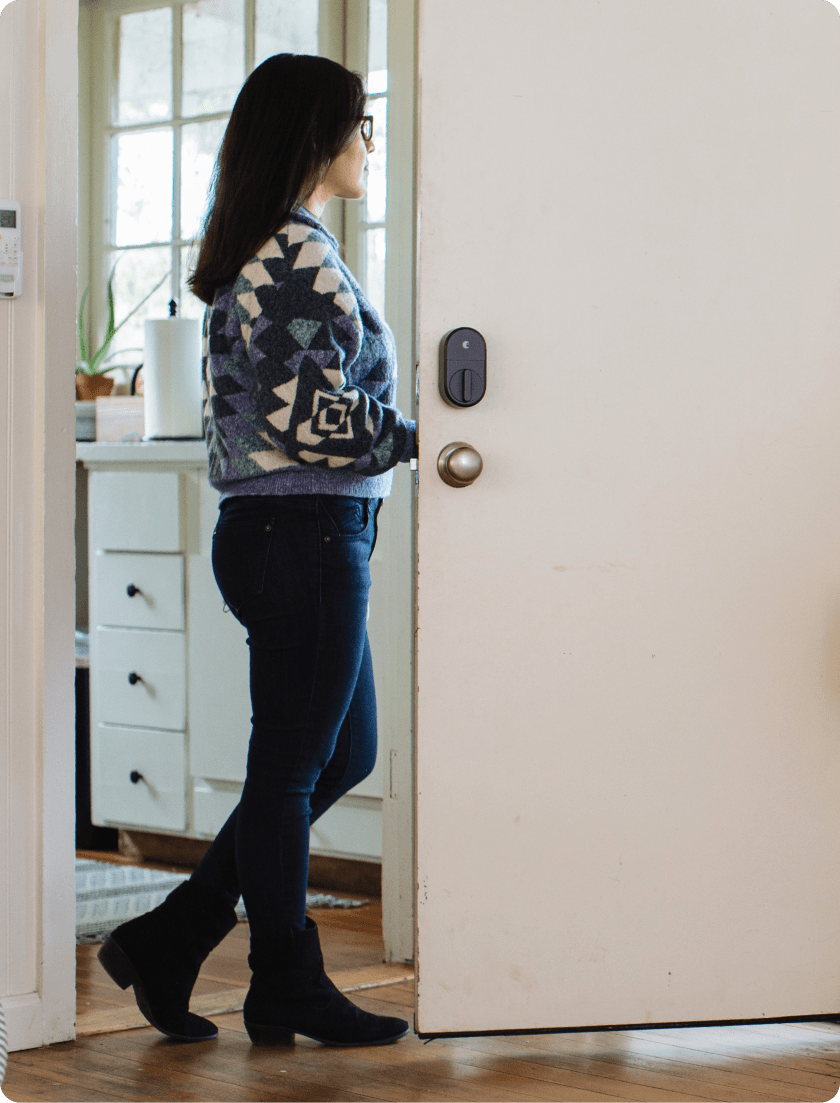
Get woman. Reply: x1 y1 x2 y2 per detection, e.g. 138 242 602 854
97 54 415 1049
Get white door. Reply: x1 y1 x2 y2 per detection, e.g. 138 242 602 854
415 0 840 1036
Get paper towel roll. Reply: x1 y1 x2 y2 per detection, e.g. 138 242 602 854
143 317 203 439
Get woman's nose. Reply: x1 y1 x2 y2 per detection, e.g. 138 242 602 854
366 139 375 153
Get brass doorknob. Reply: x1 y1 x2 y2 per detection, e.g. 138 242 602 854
437 442 484 488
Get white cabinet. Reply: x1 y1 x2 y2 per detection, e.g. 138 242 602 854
186 555 249 783
78 441 384 859
80 441 251 839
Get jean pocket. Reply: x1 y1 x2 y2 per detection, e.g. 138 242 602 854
211 515 275 617
318 496 369 538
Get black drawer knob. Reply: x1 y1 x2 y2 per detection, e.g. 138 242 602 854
126 584 141 597
128 671 142 685
129 770 144 785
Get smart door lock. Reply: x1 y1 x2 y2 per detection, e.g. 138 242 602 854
439 328 486 408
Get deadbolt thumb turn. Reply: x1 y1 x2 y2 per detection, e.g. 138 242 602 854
438 442 483 488
440 328 487 407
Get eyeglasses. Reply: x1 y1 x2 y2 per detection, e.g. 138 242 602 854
359 115 373 142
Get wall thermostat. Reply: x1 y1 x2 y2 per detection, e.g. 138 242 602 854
439 327 486 408
0 201 21 298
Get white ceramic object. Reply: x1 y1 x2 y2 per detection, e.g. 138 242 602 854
142 317 202 439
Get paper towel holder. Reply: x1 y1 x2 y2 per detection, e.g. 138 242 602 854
131 300 177 396
141 299 205 441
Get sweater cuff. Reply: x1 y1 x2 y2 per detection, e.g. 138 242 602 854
399 419 418 463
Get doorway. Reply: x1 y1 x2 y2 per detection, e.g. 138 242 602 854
72 0 418 1036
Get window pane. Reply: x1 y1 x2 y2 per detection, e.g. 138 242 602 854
116 8 173 125
105 247 173 366
365 97 387 223
367 0 387 93
182 0 245 117
113 129 173 246
364 228 386 318
255 0 318 66
180 243 207 320
181 119 226 240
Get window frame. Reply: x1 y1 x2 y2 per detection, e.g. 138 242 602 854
79 0 343 368
344 0 381 305
79 0 413 394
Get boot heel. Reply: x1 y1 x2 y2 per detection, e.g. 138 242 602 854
97 936 137 991
245 1019 294 1046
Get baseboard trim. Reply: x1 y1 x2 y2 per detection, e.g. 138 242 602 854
1 993 44 1053
308 854 381 896
117 829 209 869
111 831 383 896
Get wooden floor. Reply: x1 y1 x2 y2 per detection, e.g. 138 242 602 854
4 858 840 1103
71 874 410 1038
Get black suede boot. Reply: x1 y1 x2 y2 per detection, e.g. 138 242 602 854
243 917 410 1046
97 879 239 1041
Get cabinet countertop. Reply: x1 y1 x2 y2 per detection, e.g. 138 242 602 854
77 440 208 466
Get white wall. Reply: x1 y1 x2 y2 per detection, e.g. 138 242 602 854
0 0 78 1051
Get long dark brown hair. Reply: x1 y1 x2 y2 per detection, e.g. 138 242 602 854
189 54 366 306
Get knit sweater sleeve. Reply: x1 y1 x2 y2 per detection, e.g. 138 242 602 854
225 227 413 476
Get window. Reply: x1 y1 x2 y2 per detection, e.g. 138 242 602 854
81 0 402 381
81 0 334 373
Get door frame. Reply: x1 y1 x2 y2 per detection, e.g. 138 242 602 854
0 0 78 1051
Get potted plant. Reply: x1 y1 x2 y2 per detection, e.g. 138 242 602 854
76 264 171 400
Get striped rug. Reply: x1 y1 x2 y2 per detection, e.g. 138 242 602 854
75 858 366 943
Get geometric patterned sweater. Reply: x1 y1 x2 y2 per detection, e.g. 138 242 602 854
202 207 417 499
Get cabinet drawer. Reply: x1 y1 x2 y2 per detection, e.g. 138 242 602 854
94 552 184 630
95 627 186 731
92 725 186 831
90 471 181 551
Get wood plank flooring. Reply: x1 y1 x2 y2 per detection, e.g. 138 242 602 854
7 987 840 1103
75 890 410 1039
4 859 839 1103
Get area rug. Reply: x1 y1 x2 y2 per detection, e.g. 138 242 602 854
75 858 366 944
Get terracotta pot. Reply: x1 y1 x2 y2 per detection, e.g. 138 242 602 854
75 373 115 400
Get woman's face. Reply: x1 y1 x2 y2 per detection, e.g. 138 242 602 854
321 121 374 201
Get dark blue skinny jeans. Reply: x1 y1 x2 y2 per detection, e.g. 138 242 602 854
191 494 380 938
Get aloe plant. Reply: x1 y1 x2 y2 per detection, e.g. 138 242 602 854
77 264 172 376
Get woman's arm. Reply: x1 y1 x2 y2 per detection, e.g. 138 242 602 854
210 231 415 476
